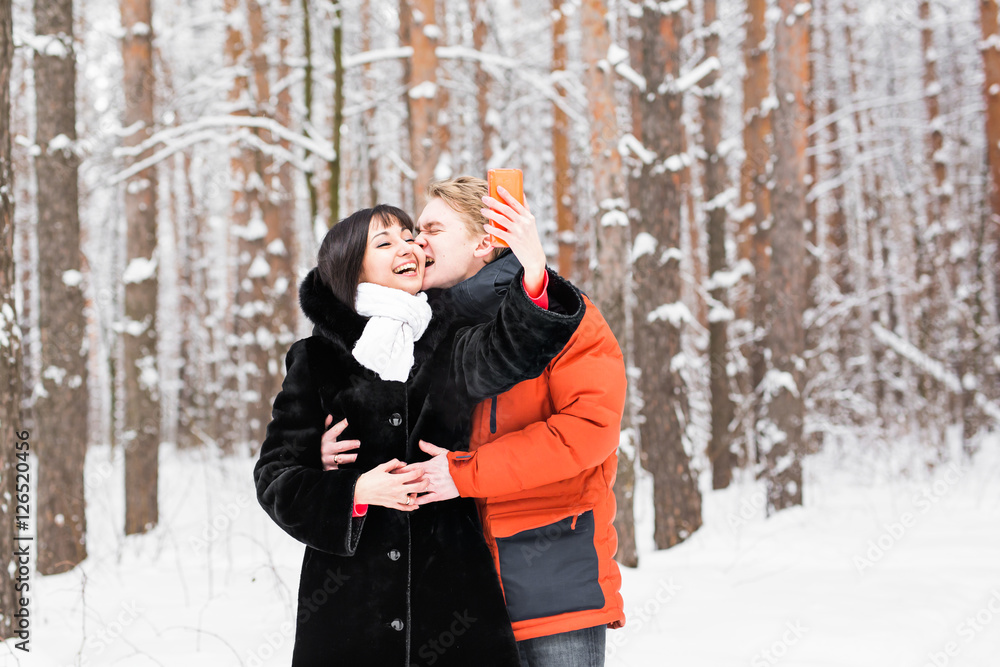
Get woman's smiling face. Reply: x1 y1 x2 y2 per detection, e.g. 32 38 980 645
359 216 426 295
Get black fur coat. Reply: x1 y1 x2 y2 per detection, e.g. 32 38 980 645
253 267 585 666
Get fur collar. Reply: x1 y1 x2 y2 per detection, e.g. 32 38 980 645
441 249 521 325
298 267 452 362
298 267 369 346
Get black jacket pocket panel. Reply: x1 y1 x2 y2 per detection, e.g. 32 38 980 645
495 510 605 623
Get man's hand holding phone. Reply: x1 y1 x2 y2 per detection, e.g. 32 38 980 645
482 170 547 297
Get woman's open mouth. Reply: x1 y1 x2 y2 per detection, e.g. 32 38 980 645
392 262 419 276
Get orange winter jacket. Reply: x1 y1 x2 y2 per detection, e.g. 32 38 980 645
447 292 627 641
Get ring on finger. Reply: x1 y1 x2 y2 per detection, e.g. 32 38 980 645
334 454 340 465
405 496 412 506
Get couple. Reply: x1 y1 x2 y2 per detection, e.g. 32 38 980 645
253 176 626 667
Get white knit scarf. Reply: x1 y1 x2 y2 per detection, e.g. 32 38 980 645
352 282 433 382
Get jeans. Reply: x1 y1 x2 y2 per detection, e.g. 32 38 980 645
517 624 607 667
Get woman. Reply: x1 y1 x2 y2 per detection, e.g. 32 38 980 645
253 203 584 666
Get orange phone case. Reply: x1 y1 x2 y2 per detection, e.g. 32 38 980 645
487 168 524 248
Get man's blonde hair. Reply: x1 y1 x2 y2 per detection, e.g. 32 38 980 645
426 176 505 263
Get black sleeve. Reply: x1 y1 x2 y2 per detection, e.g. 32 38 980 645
448 268 585 403
253 339 365 556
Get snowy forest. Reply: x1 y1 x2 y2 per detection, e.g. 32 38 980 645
1 0 1000 664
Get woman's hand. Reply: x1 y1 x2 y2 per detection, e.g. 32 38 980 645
481 187 546 295
321 416 360 470
354 459 428 512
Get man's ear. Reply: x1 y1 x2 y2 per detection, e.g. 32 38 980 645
471 234 494 260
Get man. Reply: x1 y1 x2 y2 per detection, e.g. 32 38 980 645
409 176 626 666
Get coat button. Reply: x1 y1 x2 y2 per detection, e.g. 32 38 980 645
390 618 404 631
388 413 402 426
388 549 401 561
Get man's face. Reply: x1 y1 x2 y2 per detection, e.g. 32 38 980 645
415 197 491 290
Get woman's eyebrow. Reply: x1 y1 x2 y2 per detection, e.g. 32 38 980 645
370 230 390 242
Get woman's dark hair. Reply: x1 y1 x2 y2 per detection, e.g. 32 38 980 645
316 204 415 311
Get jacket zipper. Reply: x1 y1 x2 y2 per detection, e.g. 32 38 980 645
490 395 497 434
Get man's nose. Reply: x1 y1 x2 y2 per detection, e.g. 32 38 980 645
415 235 428 248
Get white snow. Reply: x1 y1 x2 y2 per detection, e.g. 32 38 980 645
706 259 754 290
601 210 630 227
48 133 74 152
708 304 734 323
673 57 720 93
647 301 693 326
123 255 158 284
247 254 271 279
135 355 159 395
659 0 689 14
234 215 268 242
62 269 84 287
408 81 438 99
42 365 68 386
266 239 287 256
631 232 658 262
5 438 997 666
618 134 657 164
422 24 442 40
760 368 800 398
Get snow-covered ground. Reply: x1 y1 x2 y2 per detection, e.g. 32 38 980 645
3 435 999 667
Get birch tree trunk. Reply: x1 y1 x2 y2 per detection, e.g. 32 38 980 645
760 0 808 513
0 0 24 630
631 2 702 548
581 0 636 567
401 0 445 211
34 0 89 565
702 0 735 490
121 0 159 535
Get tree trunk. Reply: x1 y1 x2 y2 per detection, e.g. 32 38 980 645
360 0 379 206
980 0 1000 343
631 2 702 548
760 0 808 513
0 0 26 632
472 0 493 167
738 0 772 323
301 0 319 224
702 0 735 491
741 0 773 473
331 0 343 223
401 0 444 212
121 0 160 535
239 0 296 449
822 0 849 298
581 0 636 567
552 0 574 278
34 0 89 567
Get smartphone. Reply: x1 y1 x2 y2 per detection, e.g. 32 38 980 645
487 168 524 248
